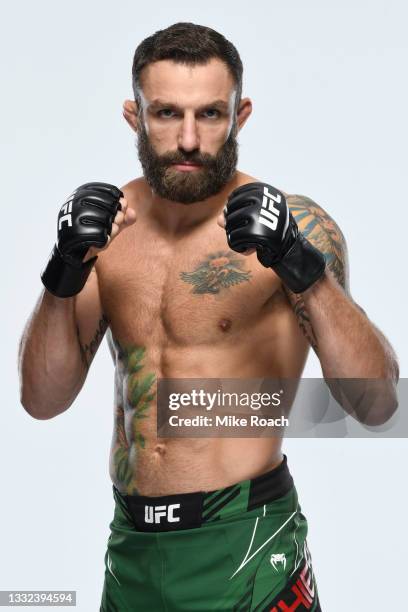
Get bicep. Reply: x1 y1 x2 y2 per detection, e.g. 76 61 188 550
289 194 349 292
74 268 109 370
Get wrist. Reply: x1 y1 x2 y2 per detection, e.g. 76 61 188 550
41 245 97 298
301 268 344 303
83 246 100 263
271 233 326 293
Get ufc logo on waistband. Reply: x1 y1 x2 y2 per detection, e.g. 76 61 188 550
258 186 281 231
144 504 181 524
58 200 73 230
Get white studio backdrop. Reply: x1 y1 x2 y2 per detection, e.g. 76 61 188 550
1 1 407 610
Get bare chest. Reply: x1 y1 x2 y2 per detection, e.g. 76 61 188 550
96 219 286 349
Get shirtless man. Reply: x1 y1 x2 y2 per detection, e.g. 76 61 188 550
19 22 398 612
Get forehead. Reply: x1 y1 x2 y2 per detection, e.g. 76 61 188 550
139 58 236 106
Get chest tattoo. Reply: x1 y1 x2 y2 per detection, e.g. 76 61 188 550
180 251 252 295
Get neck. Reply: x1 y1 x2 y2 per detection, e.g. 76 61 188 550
142 171 245 234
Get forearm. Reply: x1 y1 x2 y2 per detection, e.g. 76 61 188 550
300 270 398 424
18 289 87 419
302 270 398 380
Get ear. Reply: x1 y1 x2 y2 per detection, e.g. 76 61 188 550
122 99 139 132
236 97 252 132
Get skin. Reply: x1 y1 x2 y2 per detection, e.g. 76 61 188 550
19 58 399 497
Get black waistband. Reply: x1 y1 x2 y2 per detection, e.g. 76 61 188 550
114 455 293 532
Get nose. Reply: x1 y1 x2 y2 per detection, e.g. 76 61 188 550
178 112 200 152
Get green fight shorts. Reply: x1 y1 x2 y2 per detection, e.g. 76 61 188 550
100 455 321 611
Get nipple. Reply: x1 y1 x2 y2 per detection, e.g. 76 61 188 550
218 318 232 332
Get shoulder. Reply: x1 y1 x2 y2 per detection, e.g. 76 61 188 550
119 176 151 212
286 193 349 291
120 176 145 193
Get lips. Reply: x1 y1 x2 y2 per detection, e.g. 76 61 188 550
171 162 203 171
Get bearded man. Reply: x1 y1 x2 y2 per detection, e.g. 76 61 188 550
19 22 398 612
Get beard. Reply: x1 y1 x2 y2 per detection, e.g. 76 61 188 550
136 121 238 204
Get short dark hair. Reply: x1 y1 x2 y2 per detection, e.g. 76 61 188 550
132 22 243 108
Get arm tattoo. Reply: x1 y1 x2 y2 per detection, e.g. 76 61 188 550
78 313 109 369
289 195 349 290
293 296 319 352
285 195 349 352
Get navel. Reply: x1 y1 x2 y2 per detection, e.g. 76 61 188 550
153 444 166 456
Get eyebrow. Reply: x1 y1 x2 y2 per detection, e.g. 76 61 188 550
148 99 230 112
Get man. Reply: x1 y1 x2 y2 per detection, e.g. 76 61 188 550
19 22 398 612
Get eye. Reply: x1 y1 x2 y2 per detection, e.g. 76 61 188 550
157 108 176 118
202 108 220 119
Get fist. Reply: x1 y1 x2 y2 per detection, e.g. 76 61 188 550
220 182 326 293
222 182 296 266
54 182 128 263
42 182 136 298
79 185 137 262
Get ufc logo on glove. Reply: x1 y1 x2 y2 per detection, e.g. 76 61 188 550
58 200 73 230
259 185 281 231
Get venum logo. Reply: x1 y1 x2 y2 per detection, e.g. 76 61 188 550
58 200 73 230
144 504 181 524
258 186 281 231
270 553 287 572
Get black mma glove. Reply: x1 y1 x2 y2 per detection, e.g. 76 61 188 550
41 182 123 298
224 182 326 293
